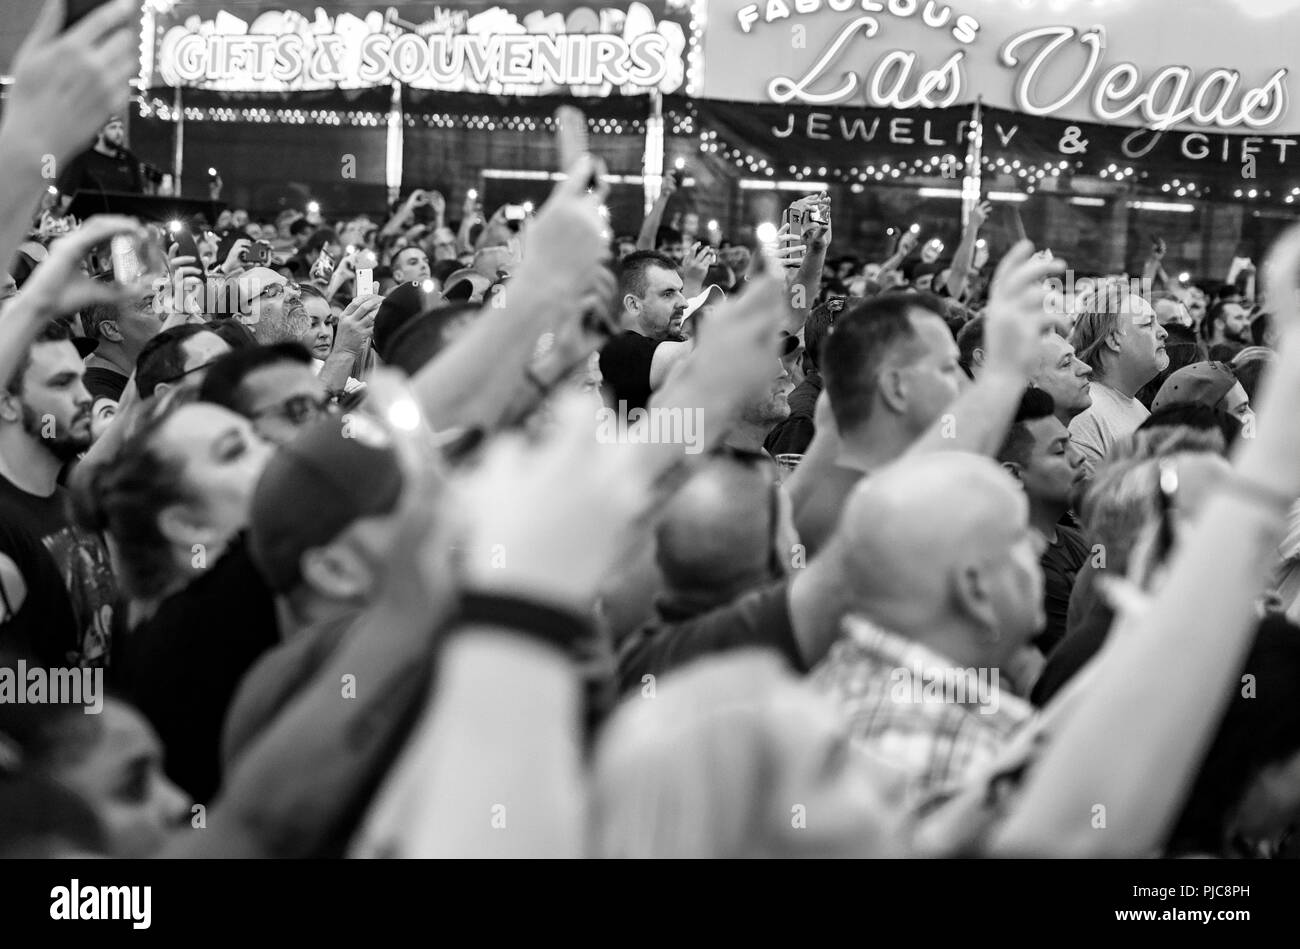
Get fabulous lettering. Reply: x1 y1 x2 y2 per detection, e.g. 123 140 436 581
748 4 1288 133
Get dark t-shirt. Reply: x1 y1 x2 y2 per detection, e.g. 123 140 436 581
792 463 868 559
56 147 142 196
1036 523 1091 657
765 371 822 457
114 538 279 804
1031 562 1111 707
0 519 78 666
83 366 129 403
0 473 117 666
616 579 802 695
599 331 661 412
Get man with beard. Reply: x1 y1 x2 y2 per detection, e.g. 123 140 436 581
56 115 143 199
0 323 117 666
1205 300 1253 361
233 267 312 346
598 251 690 412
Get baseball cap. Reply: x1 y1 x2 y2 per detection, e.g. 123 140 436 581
374 281 430 362
248 413 405 593
1151 361 1238 413
443 268 491 302
681 284 724 324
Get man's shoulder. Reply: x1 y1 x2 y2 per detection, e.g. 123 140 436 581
787 375 823 417
600 330 657 354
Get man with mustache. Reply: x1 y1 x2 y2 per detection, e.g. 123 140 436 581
0 322 116 666
233 267 312 346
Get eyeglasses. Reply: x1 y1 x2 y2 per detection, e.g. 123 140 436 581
252 281 301 304
251 393 333 426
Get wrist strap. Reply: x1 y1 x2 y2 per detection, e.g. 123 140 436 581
457 591 590 654
1220 474 1294 515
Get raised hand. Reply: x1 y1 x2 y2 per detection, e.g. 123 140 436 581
2 0 139 167
982 239 1067 380
333 294 382 356
17 214 142 321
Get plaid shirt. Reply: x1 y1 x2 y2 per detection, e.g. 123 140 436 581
811 615 1034 809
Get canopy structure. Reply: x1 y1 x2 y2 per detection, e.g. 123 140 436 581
4 0 1298 272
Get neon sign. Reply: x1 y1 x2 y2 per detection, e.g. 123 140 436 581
709 0 1294 134
154 6 687 95
1001 28 1286 133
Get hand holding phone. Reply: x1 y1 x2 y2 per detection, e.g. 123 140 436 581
356 267 376 298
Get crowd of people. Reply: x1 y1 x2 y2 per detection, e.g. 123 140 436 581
3 0 1300 860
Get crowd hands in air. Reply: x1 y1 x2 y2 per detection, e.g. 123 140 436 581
3 0 1300 860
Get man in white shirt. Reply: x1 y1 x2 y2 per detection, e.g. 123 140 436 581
1067 288 1168 467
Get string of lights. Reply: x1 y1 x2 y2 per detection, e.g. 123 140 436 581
136 96 693 136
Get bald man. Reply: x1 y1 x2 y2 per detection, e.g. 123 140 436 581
809 452 1044 806
655 456 796 616
616 450 1044 746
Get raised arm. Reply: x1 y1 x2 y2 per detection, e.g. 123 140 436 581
318 295 380 393
909 240 1064 458
946 201 990 300
635 174 677 251
0 0 137 280
407 156 611 433
0 216 138 388
355 272 792 857
877 228 919 284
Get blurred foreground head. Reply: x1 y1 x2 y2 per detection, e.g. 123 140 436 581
591 651 906 858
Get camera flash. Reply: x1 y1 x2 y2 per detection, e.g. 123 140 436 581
47 186 58 195
208 167 218 176
707 219 719 231
467 188 478 200
909 223 921 234
307 201 320 214
167 219 183 233
755 222 778 244
522 201 534 215
1179 271 1190 283
674 157 686 171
